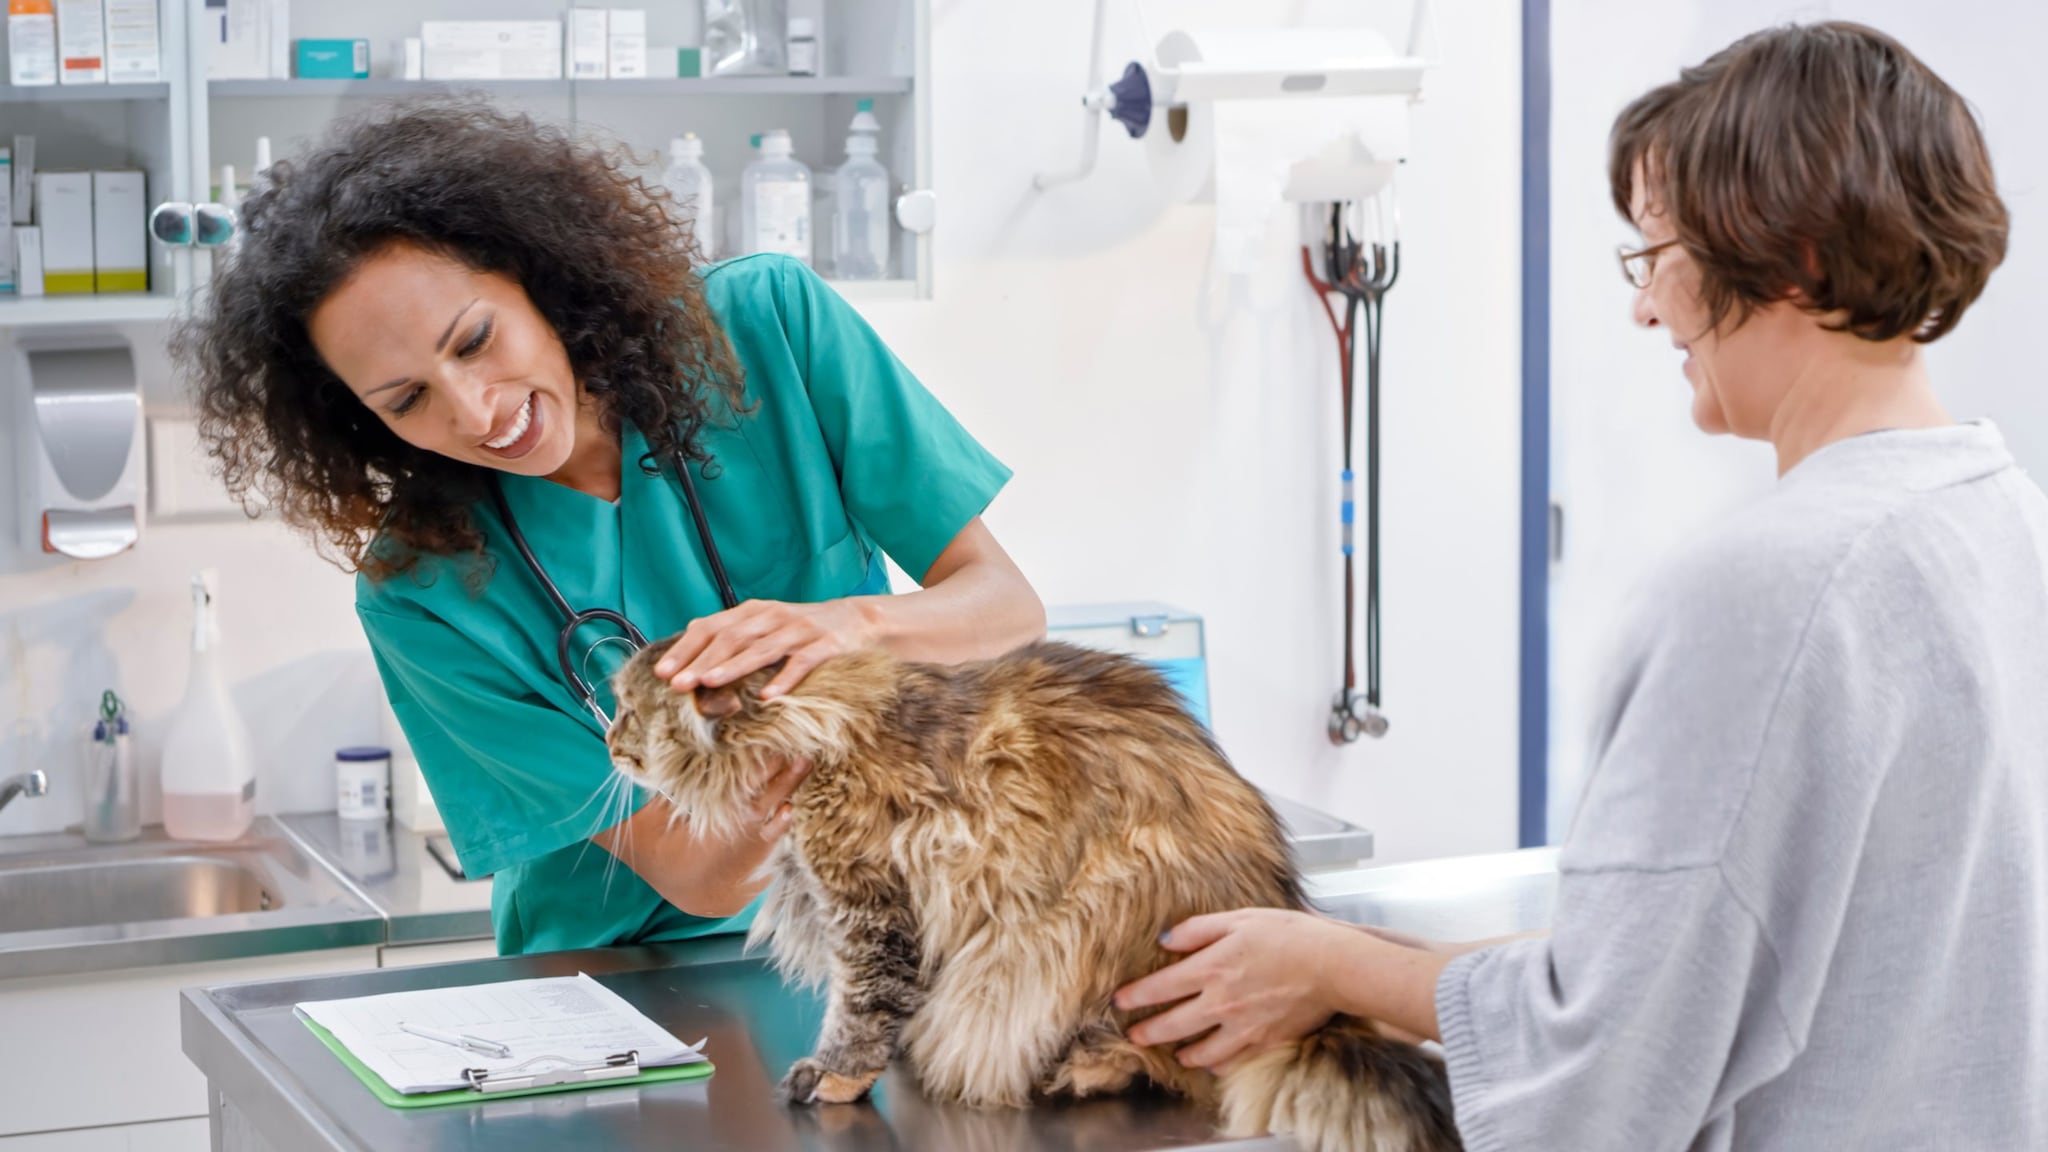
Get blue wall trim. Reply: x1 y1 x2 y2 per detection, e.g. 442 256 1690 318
1519 0 1552 847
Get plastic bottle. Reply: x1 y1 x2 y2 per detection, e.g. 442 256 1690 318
161 570 257 841
832 130 890 280
662 133 716 260
741 129 812 263
249 135 273 196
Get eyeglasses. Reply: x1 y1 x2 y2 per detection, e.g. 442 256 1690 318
1616 240 1680 290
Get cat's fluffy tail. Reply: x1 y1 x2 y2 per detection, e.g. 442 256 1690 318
1216 1015 1463 1152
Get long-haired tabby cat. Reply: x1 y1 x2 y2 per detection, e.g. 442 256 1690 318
607 640 1460 1152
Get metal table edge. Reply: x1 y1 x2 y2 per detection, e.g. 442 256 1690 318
182 984 363 1152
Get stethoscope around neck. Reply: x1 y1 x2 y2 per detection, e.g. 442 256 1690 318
489 446 739 729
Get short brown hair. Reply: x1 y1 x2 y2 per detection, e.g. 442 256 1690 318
1610 22 2007 343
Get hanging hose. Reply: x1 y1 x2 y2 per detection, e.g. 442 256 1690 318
1304 199 1399 744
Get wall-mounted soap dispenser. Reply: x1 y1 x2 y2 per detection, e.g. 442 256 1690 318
13 337 144 560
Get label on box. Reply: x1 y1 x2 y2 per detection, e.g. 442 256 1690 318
295 37 369 78
568 8 605 79
103 0 160 82
92 169 145 292
56 0 105 83
606 8 644 79
36 171 93 294
8 2 58 86
16 226 44 295
422 21 562 80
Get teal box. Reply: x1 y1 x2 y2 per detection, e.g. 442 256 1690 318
1046 602 1211 727
295 39 370 79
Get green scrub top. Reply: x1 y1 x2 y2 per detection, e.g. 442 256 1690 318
355 255 1011 955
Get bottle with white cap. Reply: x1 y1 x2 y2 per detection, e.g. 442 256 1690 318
832 116 890 279
662 133 715 260
741 129 811 264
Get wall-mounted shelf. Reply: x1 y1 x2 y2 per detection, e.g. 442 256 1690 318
208 76 914 99
829 279 917 303
0 294 180 327
0 82 171 104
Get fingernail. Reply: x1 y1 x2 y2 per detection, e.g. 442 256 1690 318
1158 930 1172 946
655 661 674 676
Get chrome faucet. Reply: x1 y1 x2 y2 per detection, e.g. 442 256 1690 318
0 769 48 815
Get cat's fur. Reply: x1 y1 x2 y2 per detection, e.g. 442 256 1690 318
607 639 1461 1152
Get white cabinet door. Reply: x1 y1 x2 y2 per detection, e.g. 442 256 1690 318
0 1116 208 1152
0 948 378 1138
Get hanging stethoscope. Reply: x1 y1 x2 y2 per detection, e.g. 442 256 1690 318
1304 196 1399 744
489 448 740 729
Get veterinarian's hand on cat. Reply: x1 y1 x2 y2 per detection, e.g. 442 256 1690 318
655 598 877 700
1116 908 1451 1069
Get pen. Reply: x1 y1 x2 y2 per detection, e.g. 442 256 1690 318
397 1020 513 1059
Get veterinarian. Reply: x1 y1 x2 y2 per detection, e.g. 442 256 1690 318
178 100 1044 956
1119 22 2048 1150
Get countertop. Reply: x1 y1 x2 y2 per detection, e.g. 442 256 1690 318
279 814 494 946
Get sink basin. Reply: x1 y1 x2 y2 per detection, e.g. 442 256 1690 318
0 819 383 980
0 856 278 934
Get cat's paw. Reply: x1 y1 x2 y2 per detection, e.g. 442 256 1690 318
780 1058 881 1105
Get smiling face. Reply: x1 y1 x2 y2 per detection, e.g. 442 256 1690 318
308 241 584 476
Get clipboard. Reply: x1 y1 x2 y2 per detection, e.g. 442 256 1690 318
301 1015 716 1108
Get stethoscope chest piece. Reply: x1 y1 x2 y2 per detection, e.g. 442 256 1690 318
1329 690 1390 746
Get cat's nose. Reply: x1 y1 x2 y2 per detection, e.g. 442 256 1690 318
694 686 743 721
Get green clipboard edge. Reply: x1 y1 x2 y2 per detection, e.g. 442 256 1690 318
298 1014 715 1109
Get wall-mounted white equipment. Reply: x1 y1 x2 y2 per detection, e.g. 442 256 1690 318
1034 0 1434 197
14 337 144 559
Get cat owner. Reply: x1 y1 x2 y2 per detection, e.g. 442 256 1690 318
1120 22 2048 1149
177 101 1044 955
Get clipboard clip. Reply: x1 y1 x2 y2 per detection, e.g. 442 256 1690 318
462 1050 643 1094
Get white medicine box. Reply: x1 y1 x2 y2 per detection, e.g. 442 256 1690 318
607 9 645 79
35 171 93 294
92 170 145 292
567 8 606 80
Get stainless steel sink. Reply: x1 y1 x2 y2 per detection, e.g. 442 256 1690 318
0 855 278 934
0 819 384 980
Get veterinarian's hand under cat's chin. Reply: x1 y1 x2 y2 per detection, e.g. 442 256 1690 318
1115 909 1359 1071
654 598 880 699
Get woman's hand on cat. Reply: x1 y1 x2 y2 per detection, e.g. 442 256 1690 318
1114 909 1357 1070
654 598 880 700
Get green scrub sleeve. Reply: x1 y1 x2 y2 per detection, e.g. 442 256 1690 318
771 260 1012 582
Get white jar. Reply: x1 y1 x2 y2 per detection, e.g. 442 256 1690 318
335 746 391 822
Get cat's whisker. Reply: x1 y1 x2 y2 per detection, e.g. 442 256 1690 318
567 770 627 878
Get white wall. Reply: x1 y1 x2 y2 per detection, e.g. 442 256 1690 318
1547 0 2048 836
3 0 1527 865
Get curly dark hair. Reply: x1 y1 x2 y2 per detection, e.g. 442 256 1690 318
174 98 744 582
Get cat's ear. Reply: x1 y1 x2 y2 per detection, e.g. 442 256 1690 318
696 684 744 720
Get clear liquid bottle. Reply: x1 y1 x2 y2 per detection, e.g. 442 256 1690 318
832 133 890 280
161 571 256 841
740 129 812 264
662 133 716 260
